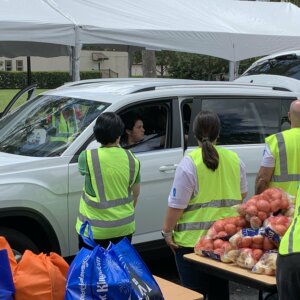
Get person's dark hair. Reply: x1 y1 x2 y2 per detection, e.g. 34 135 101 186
120 111 143 144
193 111 221 171
93 112 124 145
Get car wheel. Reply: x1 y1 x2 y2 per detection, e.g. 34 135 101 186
0 227 39 255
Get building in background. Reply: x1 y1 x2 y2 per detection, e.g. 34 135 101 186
0 50 129 78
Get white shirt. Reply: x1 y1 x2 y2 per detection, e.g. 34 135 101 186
260 144 275 168
168 155 248 209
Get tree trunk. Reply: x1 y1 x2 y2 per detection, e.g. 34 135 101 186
142 50 157 78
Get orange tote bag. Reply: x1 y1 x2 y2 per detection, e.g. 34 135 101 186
14 250 69 300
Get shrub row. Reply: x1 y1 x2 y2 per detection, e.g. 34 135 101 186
0 71 102 89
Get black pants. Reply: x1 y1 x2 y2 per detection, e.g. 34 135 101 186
174 247 229 300
78 234 132 250
276 253 300 300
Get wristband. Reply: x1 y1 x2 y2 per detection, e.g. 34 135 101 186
161 230 173 238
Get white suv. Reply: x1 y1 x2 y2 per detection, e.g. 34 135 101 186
236 50 300 93
0 78 297 257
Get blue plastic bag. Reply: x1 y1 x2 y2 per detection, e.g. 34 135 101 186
65 221 131 300
0 249 15 300
109 238 164 300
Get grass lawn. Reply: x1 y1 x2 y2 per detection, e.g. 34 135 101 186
0 89 48 111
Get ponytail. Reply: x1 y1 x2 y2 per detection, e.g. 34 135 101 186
193 111 221 171
201 139 219 171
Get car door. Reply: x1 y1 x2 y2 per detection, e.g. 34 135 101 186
117 97 185 246
0 84 37 119
187 96 295 200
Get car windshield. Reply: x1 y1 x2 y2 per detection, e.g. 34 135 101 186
243 56 300 80
0 94 109 157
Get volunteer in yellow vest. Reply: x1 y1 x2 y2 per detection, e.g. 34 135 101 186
162 111 248 300
49 108 77 143
276 186 300 300
255 99 300 197
76 112 140 249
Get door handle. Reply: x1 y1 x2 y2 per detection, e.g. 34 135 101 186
159 164 178 172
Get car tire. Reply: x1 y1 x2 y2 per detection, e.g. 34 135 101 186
0 227 39 255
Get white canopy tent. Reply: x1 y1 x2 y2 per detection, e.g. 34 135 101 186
0 0 75 82
0 0 75 51
1 0 300 81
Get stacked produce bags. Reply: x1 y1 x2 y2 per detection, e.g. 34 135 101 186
194 187 295 276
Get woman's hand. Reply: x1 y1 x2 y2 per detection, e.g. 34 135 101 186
164 235 179 254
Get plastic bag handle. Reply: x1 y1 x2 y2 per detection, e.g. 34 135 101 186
79 221 98 248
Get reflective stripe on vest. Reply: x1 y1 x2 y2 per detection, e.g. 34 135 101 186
78 212 135 228
81 149 136 209
173 147 242 248
176 198 241 232
279 189 300 255
266 130 300 197
76 147 139 239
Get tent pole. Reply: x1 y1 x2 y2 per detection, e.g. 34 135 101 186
27 56 32 86
229 61 235 81
128 46 134 77
72 27 81 82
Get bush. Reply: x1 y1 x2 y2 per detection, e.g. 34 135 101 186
0 71 102 89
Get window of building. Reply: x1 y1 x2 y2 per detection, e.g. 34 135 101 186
16 60 24 71
5 60 12 71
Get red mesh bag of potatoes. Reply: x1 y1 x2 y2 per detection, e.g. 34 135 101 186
263 215 292 246
237 188 291 229
206 216 248 240
194 236 233 263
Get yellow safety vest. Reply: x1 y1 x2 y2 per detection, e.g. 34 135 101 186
279 185 300 255
266 128 300 197
173 147 242 248
76 147 140 240
50 113 76 142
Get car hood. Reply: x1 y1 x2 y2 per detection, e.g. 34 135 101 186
0 152 41 166
235 75 300 94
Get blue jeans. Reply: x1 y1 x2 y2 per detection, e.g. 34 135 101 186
174 247 229 300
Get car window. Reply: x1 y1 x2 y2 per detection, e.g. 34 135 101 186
188 97 294 146
119 101 171 153
244 56 300 80
0 95 109 157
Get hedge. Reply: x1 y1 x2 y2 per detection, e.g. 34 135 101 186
0 71 102 89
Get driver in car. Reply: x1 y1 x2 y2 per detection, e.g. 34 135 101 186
120 112 165 152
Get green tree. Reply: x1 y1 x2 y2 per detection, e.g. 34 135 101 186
155 51 176 77
167 52 229 80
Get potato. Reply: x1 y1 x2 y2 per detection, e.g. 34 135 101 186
224 223 237 236
246 205 258 216
257 200 270 213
